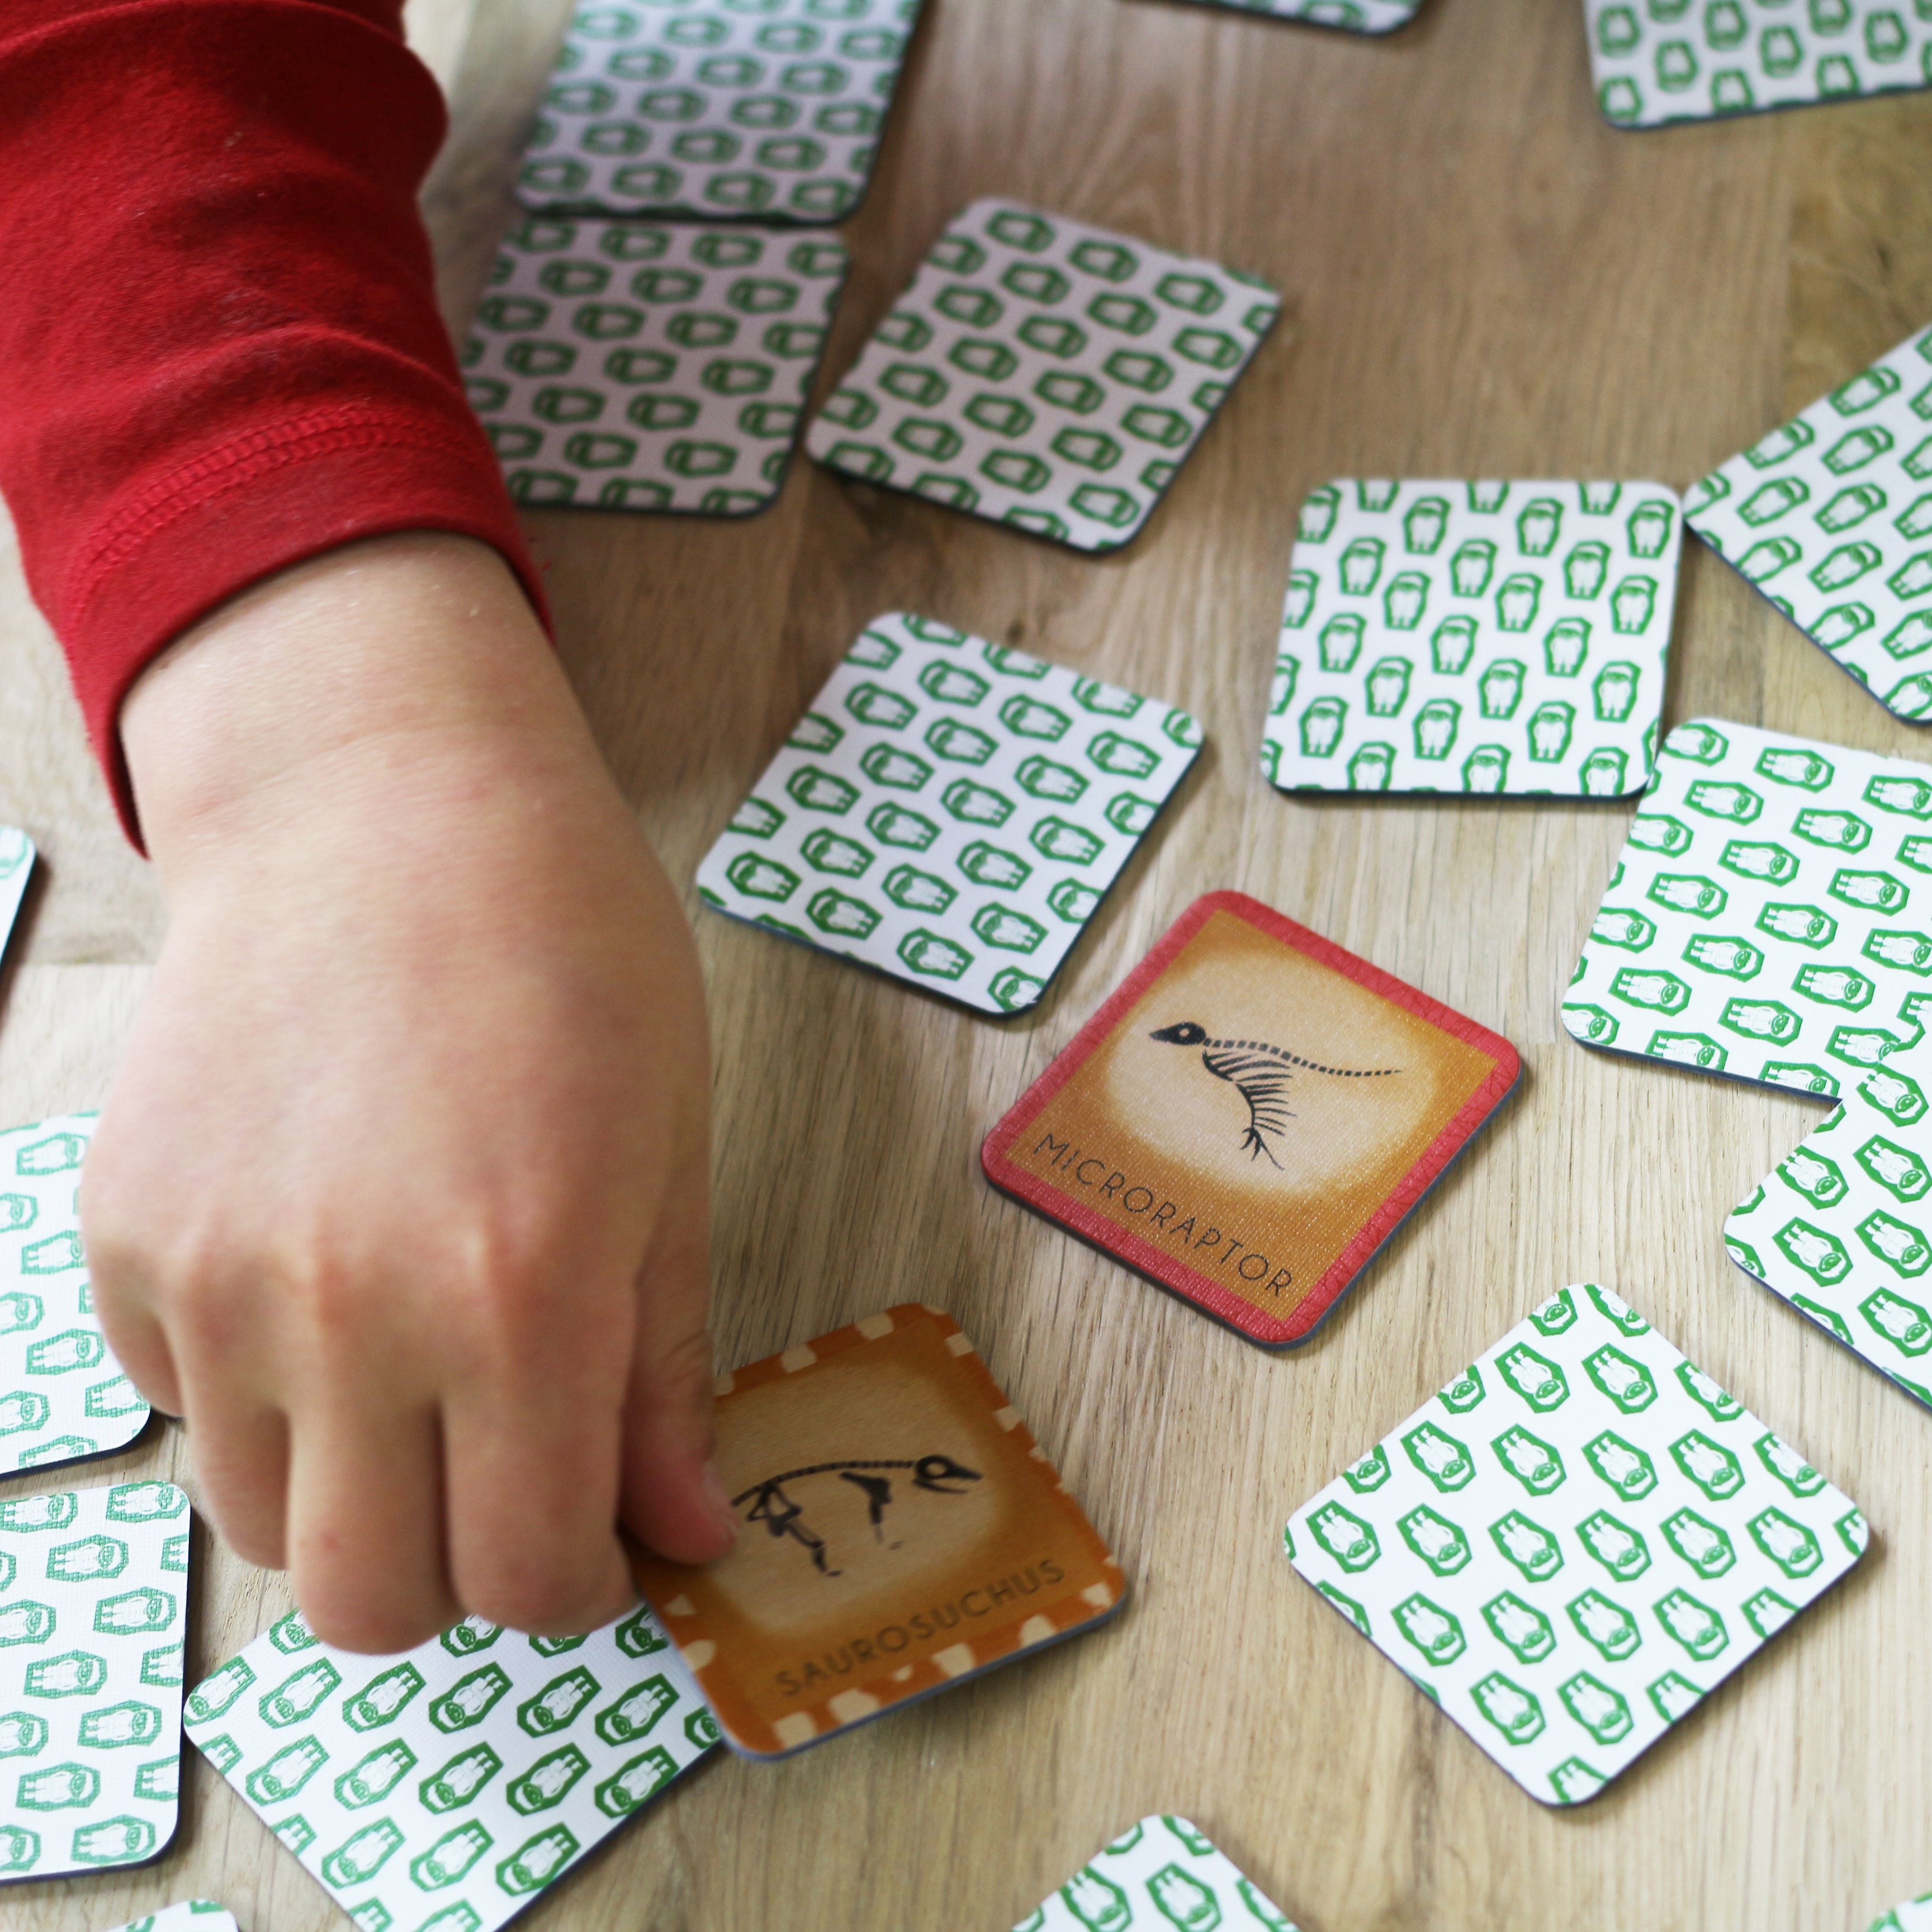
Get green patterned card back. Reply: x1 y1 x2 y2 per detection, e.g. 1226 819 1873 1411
0 1480 190 1879
1685 321 1932 721
1872 1891 1932 1931
518 0 924 224
0 1116 150 1477
694 612 1202 1015
1564 719 1932 1093
105 1906 236 1932
0 827 30 967
1584 0 1932 126
465 216 848 517
1171 0 1421 30
806 198 1280 553
1263 480 1680 798
1726 1036 1932 1411
1017 1815 1299 1931
184 1604 714 1932
1285 1284 1868 1806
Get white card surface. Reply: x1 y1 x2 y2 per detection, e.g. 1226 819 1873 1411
1726 1036 1932 1411
1263 480 1680 798
0 1480 191 1880
103 1906 237 1932
0 828 32 966
465 216 848 517
1873 1891 1932 1932
1172 0 1421 30
1686 322 1932 723
1018 1816 1298 1931
518 0 924 224
1564 718 1932 1096
0 1115 149 1478
1584 0 1932 128
807 199 1279 552
1286 1284 1868 1806
185 1605 715 1932
695 612 1201 1015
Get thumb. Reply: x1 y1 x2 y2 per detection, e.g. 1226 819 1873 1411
618 1092 736 1565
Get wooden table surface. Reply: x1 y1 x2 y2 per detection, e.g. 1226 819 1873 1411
7 1 1932 1927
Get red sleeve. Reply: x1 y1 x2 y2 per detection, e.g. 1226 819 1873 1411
0 0 549 843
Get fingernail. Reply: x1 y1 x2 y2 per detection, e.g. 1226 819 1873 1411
702 1462 738 1545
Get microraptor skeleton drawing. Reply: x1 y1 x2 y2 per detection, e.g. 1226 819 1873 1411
1150 1021 1400 1169
734 1455 983 1576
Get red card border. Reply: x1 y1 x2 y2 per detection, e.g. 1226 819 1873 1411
979 891 1522 1348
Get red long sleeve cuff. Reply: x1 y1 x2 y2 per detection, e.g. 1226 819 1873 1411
0 0 548 843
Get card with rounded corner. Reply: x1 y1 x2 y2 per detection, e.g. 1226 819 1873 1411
981 892 1521 1348
629 1304 1124 1759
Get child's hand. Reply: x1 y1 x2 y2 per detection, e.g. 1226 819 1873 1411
82 533 738 1653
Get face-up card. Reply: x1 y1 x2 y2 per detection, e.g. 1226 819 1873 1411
0 1116 150 1478
1169 0 1420 32
695 612 1200 1016
1017 1816 1299 1932
806 198 1279 553
0 1480 190 1880
1564 718 1932 1095
464 216 848 517
1286 1284 1868 1806
1685 323 1932 722
105 1906 236 1932
1725 1035 1932 1411
1583 0 1932 127
517 0 924 224
1263 480 1682 799
1874 1892 1932 1931
631 1304 1124 1759
981 892 1520 1348
184 1603 713 1932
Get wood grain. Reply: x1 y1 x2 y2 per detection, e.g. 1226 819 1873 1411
7 0 1932 1927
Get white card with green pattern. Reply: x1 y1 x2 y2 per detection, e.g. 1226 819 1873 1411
185 1605 714 1932
1564 718 1932 1094
105 1906 236 1932
1685 321 1932 722
1019 1816 1298 1931
807 199 1280 552
1263 480 1680 798
1171 0 1420 31
0 1116 150 1477
518 0 924 224
465 216 847 517
696 612 1201 1014
1285 1284 1868 1806
1584 0 1932 127
1725 1036 1932 1412
0 1480 191 1881
0 828 30 967
1873 1892 1932 1932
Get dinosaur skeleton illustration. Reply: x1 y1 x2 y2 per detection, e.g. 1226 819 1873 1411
733 1454 982 1576
1150 1020 1400 1169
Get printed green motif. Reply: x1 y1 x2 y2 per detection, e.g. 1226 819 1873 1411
1169 0 1420 30
1566 719 1932 1091
696 612 1201 1014
1687 323 1932 721
1727 1034 1932 1412
0 1115 150 1476
1285 1284 1867 1805
1264 480 1680 798
806 198 1280 552
1015 1812 1299 1930
518 0 924 223
465 216 848 515
0 1481 190 1877
0 827 30 970
1869 1890 1932 1932
186 1605 713 1932
1584 0 1932 129
102 1905 238 1932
